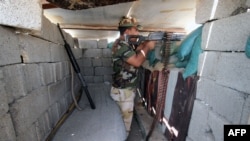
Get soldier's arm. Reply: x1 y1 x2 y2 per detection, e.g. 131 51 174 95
126 41 156 67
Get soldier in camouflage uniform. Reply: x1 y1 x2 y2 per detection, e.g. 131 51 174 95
110 16 156 138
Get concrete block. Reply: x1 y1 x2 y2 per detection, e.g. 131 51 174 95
52 22 64 45
0 68 3 79
215 53 250 93
23 64 42 93
36 113 50 141
50 43 68 62
80 67 94 76
10 87 49 136
198 52 250 94
104 75 112 83
71 47 83 60
84 76 94 83
3 64 27 103
65 32 75 48
62 61 70 77
0 113 16 141
83 49 102 58
76 59 83 68
81 58 92 66
57 97 66 118
48 103 60 127
197 78 245 123
35 17 64 44
79 40 98 48
65 76 72 93
102 58 112 67
19 35 51 63
73 82 82 93
48 81 66 105
196 0 247 24
35 121 44 141
98 39 108 48
65 91 73 108
38 15 54 43
202 12 250 51
76 59 82 68
198 51 220 80
187 100 211 141
67 62 72 77
43 111 52 135
16 123 38 141
0 26 21 66
39 63 55 86
94 76 104 83
0 0 42 30
0 82 8 116
73 76 81 89
53 62 63 81
95 67 113 75
103 48 112 57
92 58 102 66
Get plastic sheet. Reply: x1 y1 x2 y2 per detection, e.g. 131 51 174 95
177 26 203 61
245 36 250 58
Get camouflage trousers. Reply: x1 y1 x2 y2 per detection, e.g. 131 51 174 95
110 86 136 137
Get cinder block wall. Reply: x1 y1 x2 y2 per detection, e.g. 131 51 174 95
0 16 82 141
187 0 250 141
78 39 113 84
0 0 42 31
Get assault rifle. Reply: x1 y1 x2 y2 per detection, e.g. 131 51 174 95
125 31 184 47
57 23 96 109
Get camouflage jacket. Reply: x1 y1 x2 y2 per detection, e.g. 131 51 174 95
111 39 138 88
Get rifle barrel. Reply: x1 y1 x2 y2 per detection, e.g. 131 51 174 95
57 23 96 109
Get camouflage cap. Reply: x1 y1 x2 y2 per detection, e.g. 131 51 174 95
118 16 143 30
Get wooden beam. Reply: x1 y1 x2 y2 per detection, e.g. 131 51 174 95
60 24 186 33
47 0 138 10
60 24 118 31
42 3 58 9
